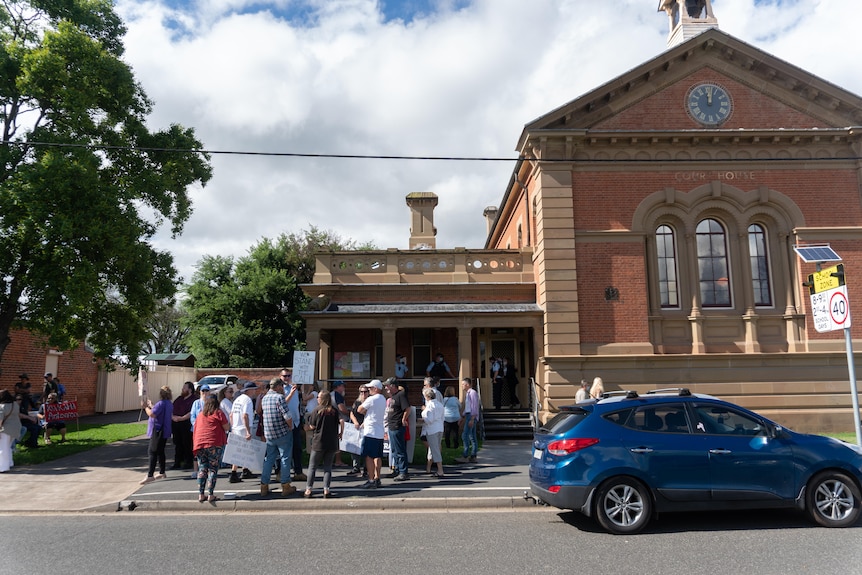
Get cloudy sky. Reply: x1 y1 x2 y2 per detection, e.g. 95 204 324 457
113 0 862 284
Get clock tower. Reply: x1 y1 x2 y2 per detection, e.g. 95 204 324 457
658 0 718 48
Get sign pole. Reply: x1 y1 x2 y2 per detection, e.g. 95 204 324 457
843 327 862 446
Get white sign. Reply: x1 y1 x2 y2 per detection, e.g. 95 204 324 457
810 285 852 333
292 351 316 385
222 432 266 473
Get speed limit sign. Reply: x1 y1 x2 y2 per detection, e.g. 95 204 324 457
829 286 851 327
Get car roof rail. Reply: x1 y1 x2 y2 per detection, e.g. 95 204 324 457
601 390 639 399
645 387 692 396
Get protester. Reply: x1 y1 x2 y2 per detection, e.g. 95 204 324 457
260 376 297 497
330 380 350 467
218 385 235 420
140 386 173 485
384 377 411 482
41 373 59 403
442 386 462 449
303 382 319 455
171 381 195 470
421 387 445 478
455 378 479 464
279 370 306 482
228 381 259 483
189 384 212 479
356 379 386 489
0 390 22 472
347 385 368 477
15 393 40 449
193 394 230 503
304 389 343 498
14 374 32 402
37 393 67 444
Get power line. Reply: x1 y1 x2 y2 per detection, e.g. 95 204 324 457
2 139 862 163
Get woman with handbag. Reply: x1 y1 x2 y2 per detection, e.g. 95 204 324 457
140 386 174 485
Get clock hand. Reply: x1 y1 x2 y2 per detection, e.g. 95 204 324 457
706 86 713 105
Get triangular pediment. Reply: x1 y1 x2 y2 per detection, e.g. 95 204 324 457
517 28 862 152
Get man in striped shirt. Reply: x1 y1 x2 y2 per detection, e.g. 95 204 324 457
260 377 298 497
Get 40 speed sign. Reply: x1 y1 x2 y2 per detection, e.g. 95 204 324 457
810 285 851 333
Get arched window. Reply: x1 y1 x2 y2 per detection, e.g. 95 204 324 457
748 224 772 307
656 225 679 308
696 218 731 307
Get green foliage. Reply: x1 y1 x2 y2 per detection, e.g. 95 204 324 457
183 226 374 368
0 0 212 370
142 299 190 355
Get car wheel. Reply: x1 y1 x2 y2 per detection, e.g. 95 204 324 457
806 471 862 528
594 477 652 534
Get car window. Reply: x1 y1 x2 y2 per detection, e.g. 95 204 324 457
540 410 588 435
621 404 691 433
692 404 766 436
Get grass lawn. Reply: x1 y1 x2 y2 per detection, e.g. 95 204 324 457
13 421 147 466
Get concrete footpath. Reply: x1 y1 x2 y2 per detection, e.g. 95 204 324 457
0 411 538 514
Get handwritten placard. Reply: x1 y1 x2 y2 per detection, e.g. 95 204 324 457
222 432 266 473
44 400 78 423
292 351 316 385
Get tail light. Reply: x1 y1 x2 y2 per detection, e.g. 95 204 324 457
546 438 599 455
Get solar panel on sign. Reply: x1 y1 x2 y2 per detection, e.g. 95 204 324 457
793 245 842 263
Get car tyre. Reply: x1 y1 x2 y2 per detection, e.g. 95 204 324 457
594 476 652 534
806 471 862 528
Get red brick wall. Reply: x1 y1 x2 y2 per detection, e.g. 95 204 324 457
1 329 99 414
576 242 650 343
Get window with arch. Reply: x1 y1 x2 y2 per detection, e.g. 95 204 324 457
656 224 679 308
696 218 731 307
748 224 772 307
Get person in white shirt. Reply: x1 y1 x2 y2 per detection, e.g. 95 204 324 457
228 381 259 483
355 379 387 489
421 387 445 478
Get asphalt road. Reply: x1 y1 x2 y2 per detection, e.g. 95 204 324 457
4 508 861 575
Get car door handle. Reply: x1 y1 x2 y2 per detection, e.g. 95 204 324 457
709 448 732 454
630 447 654 454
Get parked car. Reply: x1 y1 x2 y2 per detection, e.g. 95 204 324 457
194 374 239 395
529 388 862 534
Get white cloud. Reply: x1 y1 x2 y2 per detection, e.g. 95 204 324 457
115 0 862 283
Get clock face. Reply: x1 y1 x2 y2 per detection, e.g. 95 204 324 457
686 83 732 126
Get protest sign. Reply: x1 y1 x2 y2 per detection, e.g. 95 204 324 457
222 432 266 473
292 351 316 385
44 400 78 423
340 424 363 455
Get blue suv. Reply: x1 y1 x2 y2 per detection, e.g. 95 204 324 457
529 388 862 534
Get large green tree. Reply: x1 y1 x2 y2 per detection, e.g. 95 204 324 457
183 227 373 368
0 1 212 368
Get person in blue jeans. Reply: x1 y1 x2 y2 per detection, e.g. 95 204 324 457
456 378 479 463
260 377 297 497
384 377 411 481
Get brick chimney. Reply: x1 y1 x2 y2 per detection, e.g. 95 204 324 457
406 192 438 249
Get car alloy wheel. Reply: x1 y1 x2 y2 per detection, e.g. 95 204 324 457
595 477 652 534
806 471 862 528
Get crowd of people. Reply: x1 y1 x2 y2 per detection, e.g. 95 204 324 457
137 362 482 501
0 373 71 472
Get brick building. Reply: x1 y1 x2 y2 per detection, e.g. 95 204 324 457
303 0 862 432
1 328 98 414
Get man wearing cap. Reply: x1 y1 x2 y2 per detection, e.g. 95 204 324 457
228 381 260 483
41 373 59 403
260 376 298 497
385 377 411 482
356 379 386 489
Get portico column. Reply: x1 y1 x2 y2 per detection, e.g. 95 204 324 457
456 326 472 383
381 326 396 380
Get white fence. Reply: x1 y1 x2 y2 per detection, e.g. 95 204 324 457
96 365 196 414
